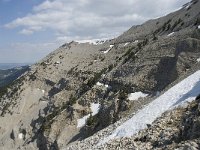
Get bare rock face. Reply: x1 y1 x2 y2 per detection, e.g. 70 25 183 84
0 0 200 149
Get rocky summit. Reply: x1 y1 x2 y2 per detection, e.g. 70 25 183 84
0 0 200 149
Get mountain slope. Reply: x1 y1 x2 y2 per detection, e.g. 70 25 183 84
65 70 200 149
0 0 200 149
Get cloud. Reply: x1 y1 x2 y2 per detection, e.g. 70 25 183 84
0 42 59 63
5 0 190 41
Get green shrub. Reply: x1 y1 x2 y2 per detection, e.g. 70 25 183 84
118 90 128 100
86 114 98 126
137 42 142 49
87 68 107 88
108 64 114 72
171 18 183 30
194 18 200 26
166 24 171 31
29 74 36 81
68 94 77 105
153 34 158 41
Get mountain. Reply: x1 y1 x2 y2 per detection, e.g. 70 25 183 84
0 63 31 70
0 66 30 88
0 0 200 149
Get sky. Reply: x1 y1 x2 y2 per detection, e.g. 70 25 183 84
0 0 190 63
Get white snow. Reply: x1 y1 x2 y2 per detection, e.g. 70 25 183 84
124 42 130 46
100 70 200 144
103 45 114 54
96 82 110 89
198 25 200 29
77 103 100 128
128 92 148 101
102 74 106 77
55 61 61 64
104 84 109 88
96 82 104 86
133 40 139 43
197 58 200 62
183 2 193 9
77 114 90 128
103 49 110 54
42 90 45 94
167 32 175 37
18 133 24 139
77 38 107 45
91 103 100 116
110 44 114 48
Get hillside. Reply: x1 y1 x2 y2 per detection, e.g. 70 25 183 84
0 0 200 149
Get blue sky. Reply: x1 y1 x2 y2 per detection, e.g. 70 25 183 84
0 0 190 63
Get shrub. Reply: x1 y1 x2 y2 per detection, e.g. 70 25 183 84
68 94 77 105
153 34 158 41
194 18 200 26
108 64 114 72
86 114 98 126
171 18 183 30
87 68 107 88
123 47 133 56
137 42 142 49
29 74 36 81
166 24 171 31
118 90 127 100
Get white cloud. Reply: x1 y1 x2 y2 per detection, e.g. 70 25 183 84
0 42 59 63
5 0 190 41
19 29 34 35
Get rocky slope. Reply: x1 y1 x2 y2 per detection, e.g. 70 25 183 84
103 95 200 150
65 94 200 150
0 0 200 149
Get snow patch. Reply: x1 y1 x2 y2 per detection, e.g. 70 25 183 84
103 45 114 54
100 70 200 144
96 82 104 86
55 61 61 64
197 58 200 62
77 38 107 45
105 84 109 88
77 103 100 128
102 74 106 77
91 103 100 116
96 82 111 89
183 2 193 9
198 25 200 29
77 115 90 128
128 92 148 101
18 133 24 139
110 44 114 48
167 32 175 37
42 90 45 94
124 42 130 46
133 40 138 43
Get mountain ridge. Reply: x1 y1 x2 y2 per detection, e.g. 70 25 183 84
0 0 200 149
